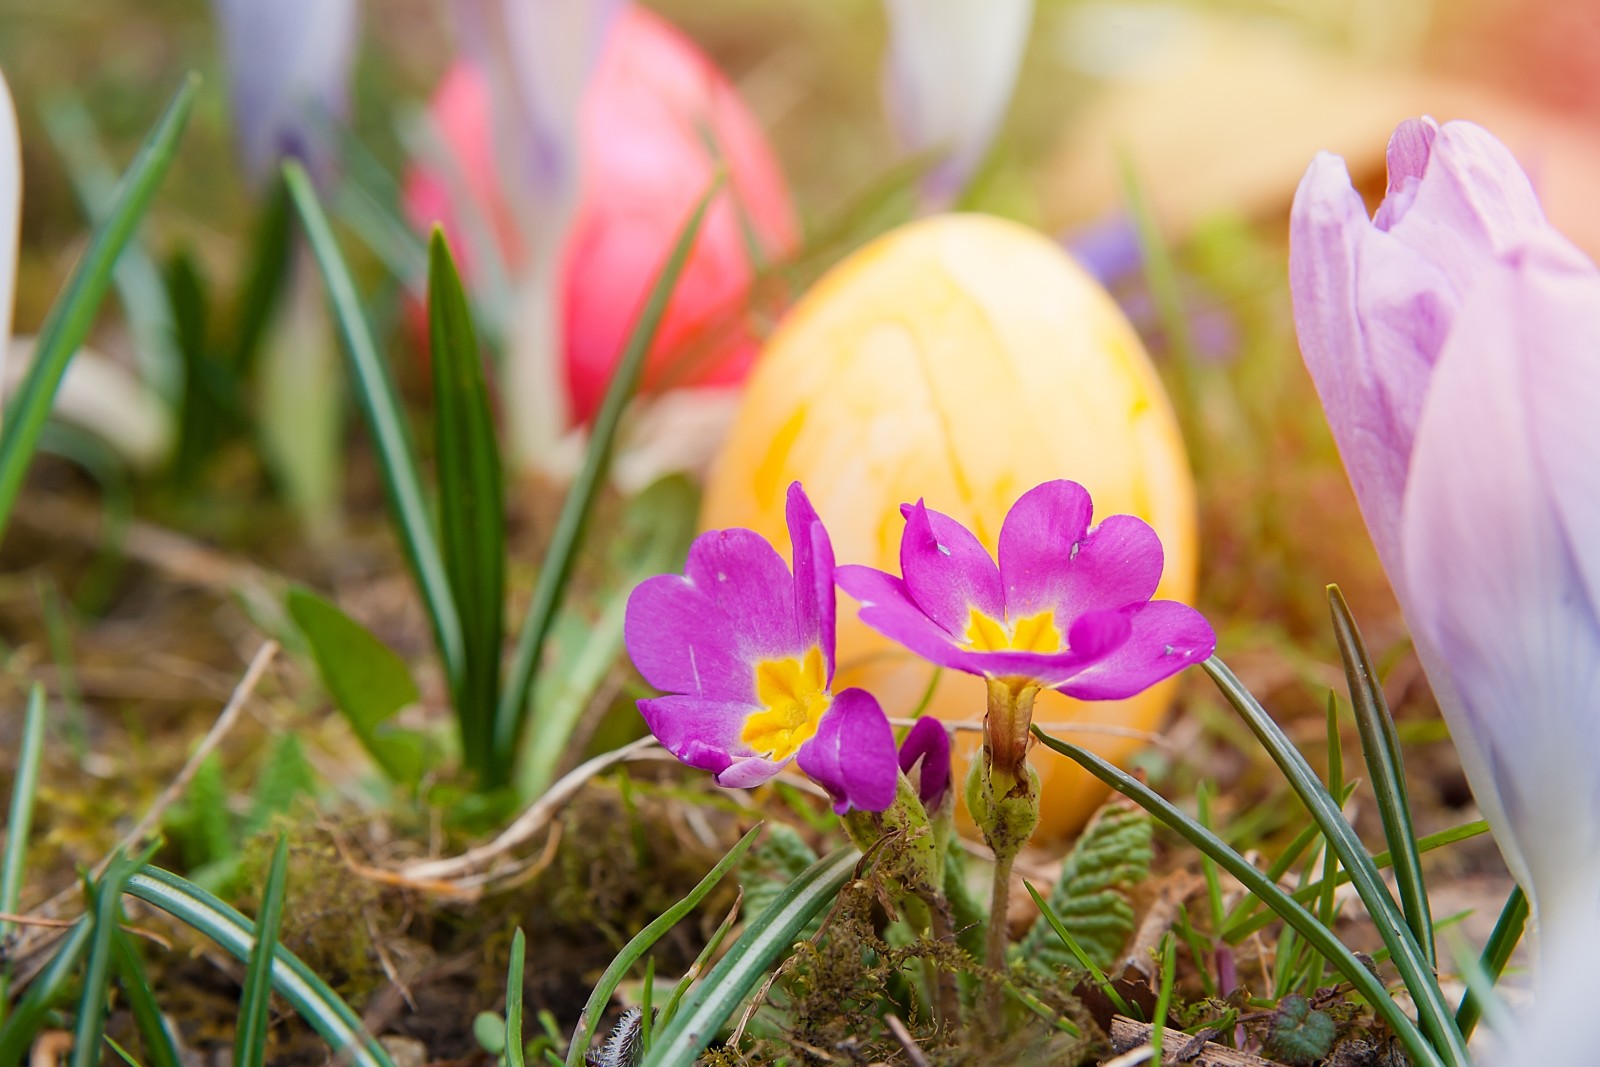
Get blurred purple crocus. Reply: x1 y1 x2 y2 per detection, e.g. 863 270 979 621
1291 117 1600 952
837 480 1215 700
213 0 359 188
898 716 952 811
881 0 1033 206
624 482 899 814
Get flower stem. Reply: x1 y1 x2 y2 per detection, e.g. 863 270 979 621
984 845 1017 1026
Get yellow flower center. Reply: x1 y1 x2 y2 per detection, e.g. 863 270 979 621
965 608 1063 654
741 646 830 761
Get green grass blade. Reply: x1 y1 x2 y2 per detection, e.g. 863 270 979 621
124 866 394 1067
110 926 182 1067
1201 657 1467 1064
567 823 761 1067
1223 820 1490 943
1150 936 1177 1064
71 851 144 1067
231 176 294 376
284 161 465 691
494 180 722 780
641 845 857 1067
506 928 527 1067
1021 881 1135 1018
428 230 506 780
0 918 92 1064
1031 727 1447 1067
235 835 290 1067
1454 884 1528 1040
656 889 739 1035
1328 587 1434 967
0 74 197 542
0 683 46 1017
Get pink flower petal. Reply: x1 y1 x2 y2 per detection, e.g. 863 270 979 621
899 499 1004 637
798 687 898 813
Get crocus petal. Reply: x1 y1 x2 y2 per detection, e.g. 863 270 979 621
898 715 952 810
1401 241 1600 935
881 0 1033 204
0 68 17 375
838 563 983 672
797 687 898 814
899 499 1004 637
997 479 1092 610
1488 913 1600 1066
625 527 801 703
213 0 358 187
1056 600 1216 701
786 482 837 683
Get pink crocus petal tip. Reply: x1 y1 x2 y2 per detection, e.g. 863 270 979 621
898 716 952 810
797 688 899 814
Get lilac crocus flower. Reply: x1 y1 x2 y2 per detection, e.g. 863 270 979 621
836 480 1216 700
625 482 898 814
213 0 359 188
1291 117 1600 951
881 0 1033 206
898 716 952 811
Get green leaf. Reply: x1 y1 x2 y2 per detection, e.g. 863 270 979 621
0 74 198 543
506 929 527 1067
738 822 818 928
1030 726 1448 1067
231 175 295 377
1201 657 1468 1065
244 734 316 836
1020 881 1136 1019
1455 884 1527 1040
1268 994 1338 1065
517 475 700 798
641 846 857 1067
495 180 723 782
124 866 394 1067
287 587 430 784
71 852 146 1067
568 824 761 1067
1328 586 1434 967
0 683 46 1017
428 230 506 780
284 162 465 694
110 926 182 1067
1020 797 1152 972
235 835 290 1067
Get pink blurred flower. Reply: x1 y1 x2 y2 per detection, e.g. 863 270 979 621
1291 117 1600 954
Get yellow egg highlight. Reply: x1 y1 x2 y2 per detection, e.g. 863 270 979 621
702 214 1198 845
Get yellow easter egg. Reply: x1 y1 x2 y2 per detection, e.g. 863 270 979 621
701 213 1197 845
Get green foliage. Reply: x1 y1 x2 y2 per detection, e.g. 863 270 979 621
739 822 818 924
235 836 290 1067
287 586 432 784
1020 797 1152 971
1268 994 1338 1065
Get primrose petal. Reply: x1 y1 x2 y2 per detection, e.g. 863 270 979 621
900 499 1005 635
797 687 898 814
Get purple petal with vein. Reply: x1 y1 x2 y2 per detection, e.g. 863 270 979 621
1058 601 1216 701
798 688 898 814
213 0 358 187
898 716 952 809
787 481 837 683
900 499 1004 636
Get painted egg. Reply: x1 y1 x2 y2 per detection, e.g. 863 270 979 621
404 5 798 423
700 213 1199 844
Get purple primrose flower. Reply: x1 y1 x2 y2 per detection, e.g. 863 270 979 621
898 717 952 810
836 480 1216 699
625 483 898 814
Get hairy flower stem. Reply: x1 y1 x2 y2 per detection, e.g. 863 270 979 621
970 678 1042 1029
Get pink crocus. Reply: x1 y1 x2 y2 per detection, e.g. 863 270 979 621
624 483 898 814
1291 117 1600 954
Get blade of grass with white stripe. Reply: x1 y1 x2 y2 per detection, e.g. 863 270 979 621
284 161 464 693
506 928 527 1067
641 846 858 1067
1202 657 1467 1065
124 866 394 1067
0 683 45 1019
494 179 722 780
1328 586 1434 967
1030 726 1449 1067
0 74 197 541
567 823 761 1067
428 231 507 781
235 835 290 1067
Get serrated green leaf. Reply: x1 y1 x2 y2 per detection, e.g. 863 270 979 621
0 74 198 543
287 587 430 784
428 230 506 780
1020 798 1152 971
244 735 316 837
